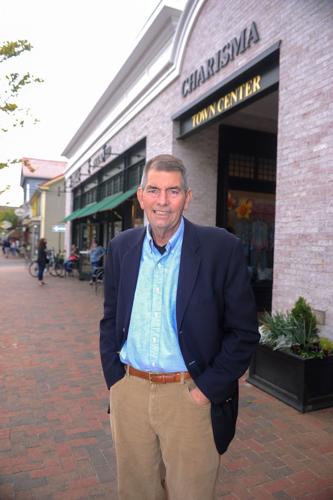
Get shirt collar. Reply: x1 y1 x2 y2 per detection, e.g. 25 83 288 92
146 217 184 253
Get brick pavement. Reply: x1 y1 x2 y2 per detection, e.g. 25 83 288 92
0 253 333 499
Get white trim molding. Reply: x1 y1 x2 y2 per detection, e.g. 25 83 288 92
63 0 205 176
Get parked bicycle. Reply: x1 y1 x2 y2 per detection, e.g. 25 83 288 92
28 249 65 278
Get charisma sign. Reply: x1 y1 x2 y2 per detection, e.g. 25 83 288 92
181 22 260 98
177 56 279 137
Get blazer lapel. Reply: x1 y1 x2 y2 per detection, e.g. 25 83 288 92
176 219 201 329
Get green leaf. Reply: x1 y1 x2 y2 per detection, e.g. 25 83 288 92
0 40 43 166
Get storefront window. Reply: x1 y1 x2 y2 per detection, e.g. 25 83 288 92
73 191 81 210
104 173 122 196
128 160 144 188
227 190 275 284
83 178 98 191
82 187 97 205
128 146 145 166
69 140 146 251
102 159 124 181
229 153 255 178
131 197 144 228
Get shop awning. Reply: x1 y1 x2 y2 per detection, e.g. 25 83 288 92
62 208 81 222
62 203 98 222
62 186 138 222
82 192 120 217
92 186 138 214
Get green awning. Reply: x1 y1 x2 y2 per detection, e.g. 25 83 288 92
62 202 98 222
62 186 138 222
62 207 84 222
83 192 120 217
93 186 138 214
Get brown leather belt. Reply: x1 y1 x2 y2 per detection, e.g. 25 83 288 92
127 365 191 383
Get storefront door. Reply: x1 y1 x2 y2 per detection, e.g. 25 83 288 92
218 125 277 311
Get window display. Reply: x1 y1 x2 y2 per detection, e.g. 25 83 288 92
227 190 275 284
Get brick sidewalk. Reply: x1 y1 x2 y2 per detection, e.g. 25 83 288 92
0 254 332 499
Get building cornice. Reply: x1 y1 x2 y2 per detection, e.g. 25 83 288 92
62 0 205 175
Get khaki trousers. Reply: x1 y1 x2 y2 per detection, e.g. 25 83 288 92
110 372 220 500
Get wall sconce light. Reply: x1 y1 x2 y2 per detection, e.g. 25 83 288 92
103 144 112 161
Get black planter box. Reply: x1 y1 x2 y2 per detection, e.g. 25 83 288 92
247 344 333 412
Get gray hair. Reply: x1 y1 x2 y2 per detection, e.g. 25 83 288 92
140 154 189 190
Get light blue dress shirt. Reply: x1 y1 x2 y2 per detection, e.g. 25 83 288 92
119 218 187 372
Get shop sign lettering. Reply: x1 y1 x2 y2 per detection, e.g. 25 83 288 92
91 143 112 168
182 22 260 97
191 75 261 128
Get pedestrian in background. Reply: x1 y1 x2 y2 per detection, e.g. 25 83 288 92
3 239 10 258
64 243 80 274
100 154 259 500
37 238 48 286
10 240 17 257
89 240 105 284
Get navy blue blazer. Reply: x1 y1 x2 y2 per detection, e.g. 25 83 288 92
100 218 259 454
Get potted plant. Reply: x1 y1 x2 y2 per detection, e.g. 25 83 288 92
247 297 333 412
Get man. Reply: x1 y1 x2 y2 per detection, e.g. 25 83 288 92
89 240 105 284
100 154 259 500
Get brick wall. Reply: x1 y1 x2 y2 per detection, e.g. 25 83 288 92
272 0 333 338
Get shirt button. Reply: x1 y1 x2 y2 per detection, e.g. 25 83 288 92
156 288 160 293
152 337 157 343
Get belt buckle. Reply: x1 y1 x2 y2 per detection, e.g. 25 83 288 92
149 372 165 383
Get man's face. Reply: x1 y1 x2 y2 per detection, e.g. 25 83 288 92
137 168 192 241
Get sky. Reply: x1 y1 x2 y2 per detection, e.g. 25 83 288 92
0 0 185 207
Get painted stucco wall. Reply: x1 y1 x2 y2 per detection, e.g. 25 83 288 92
44 180 66 253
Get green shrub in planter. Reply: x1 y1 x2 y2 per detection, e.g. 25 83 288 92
259 297 325 359
249 297 333 411
290 296 318 336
